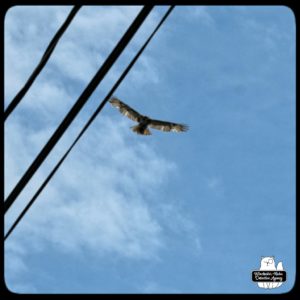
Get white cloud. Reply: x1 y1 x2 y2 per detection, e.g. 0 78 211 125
4 6 198 292
4 239 37 293
4 113 179 291
5 115 175 254
4 6 162 107
128 55 160 85
4 6 72 101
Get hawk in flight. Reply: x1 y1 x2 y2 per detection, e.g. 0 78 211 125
109 97 188 135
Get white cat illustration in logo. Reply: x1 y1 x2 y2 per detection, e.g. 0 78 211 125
258 256 284 289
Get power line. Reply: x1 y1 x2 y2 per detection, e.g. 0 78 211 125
5 6 175 241
4 6 81 121
4 6 153 214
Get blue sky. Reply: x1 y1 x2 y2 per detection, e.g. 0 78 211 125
4 6 295 294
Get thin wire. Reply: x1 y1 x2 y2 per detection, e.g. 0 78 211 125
4 6 153 214
5 6 175 241
4 6 81 121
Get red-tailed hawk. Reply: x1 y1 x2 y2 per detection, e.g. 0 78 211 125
109 97 189 135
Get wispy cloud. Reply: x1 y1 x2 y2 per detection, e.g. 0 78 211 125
177 6 215 27
4 6 199 293
4 5 167 137
190 6 215 26
5 113 180 291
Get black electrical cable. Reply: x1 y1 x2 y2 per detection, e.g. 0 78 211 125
4 6 153 214
5 6 174 241
4 6 81 121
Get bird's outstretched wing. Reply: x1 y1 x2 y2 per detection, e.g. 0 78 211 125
148 119 189 132
109 97 141 122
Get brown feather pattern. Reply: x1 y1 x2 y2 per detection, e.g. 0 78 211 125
109 97 188 135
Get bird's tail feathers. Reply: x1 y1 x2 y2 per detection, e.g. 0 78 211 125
131 125 151 135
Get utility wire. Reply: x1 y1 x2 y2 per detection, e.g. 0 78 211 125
4 6 153 214
4 6 81 121
5 6 175 241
